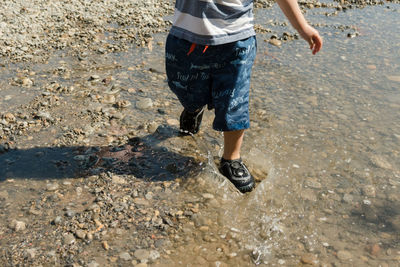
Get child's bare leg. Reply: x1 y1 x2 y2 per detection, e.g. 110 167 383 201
223 130 244 160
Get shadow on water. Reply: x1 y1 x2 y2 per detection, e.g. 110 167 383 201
0 125 202 182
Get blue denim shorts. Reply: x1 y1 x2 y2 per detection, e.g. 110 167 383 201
165 34 257 132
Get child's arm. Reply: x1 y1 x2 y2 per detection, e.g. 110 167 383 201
276 0 323 54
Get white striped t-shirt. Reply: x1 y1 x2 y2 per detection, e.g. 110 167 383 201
170 0 256 45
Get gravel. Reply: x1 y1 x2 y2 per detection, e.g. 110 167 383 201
0 0 174 62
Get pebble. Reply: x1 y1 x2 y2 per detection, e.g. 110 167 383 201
9 220 26 232
147 122 159 133
134 249 150 261
370 155 392 169
63 233 76 245
46 183 59 191
148 250 160 261
268 38 282 47
202 193 215 199
300 253 318 265
136 98 153 110
305 178 322 189
112 175 126 184
36 111 53 122
52 216 62 225
368 243 380 256
26 248 36 259
387 75 400 82
166 119 179 126
301 189 317 202
145 192 154 200
75 230 86 239
362 185 376 197
134 198 150 206
388 215 400 231
102 94 116 104
102 241 110 250
4 113 16 122
0 190 9 199
119 252 132 261
342 193 353 203
21 77 33 87
88 261 100 267
337 250 352 260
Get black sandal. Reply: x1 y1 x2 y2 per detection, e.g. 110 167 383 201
219 158 255 193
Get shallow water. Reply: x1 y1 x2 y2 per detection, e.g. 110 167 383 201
1 2 400 266
160 3 400 266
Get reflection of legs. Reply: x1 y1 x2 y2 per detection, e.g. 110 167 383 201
223 130 244 160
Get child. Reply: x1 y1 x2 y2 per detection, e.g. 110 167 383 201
165 0 322 193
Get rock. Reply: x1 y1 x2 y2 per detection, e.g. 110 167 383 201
305 178 322 189
46 183 59 191
342 193 353 203
367 243 380 256
63 233 76 245
0 190 9 199
65 210 76 217
154 239 165 248
88 261 100 267
21 77 33 87
4 113 16 122
301 189 317 201
337 250 352 260
102 241 110 250
166 119 179 126
75 230 86 239
147 122 159 133
52 216 62 225
115 100 131 108
136 98 153 110
370 155 392 169
134 198 150 206
362 185 376 197
145 192 153 200
387 76 400 82
89 75 100 81
26 248 36 259
202 193 214 199
388 215 400 231
269 38 282 47
112 175 126 184
102 94 116 104
300 253 318 265
148 250 160 261
134 249 150 261
119 252 132 261
9 220 26 232
36 111 53 122
134 263 148 267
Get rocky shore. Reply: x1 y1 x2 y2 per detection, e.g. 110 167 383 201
1 0 396 62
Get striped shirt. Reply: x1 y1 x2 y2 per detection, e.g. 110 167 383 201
170 0 256 46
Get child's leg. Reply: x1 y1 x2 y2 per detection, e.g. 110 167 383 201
223 130 244 160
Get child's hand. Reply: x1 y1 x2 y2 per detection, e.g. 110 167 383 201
299 25 323 55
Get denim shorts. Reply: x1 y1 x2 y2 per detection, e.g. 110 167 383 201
165 34 256 132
